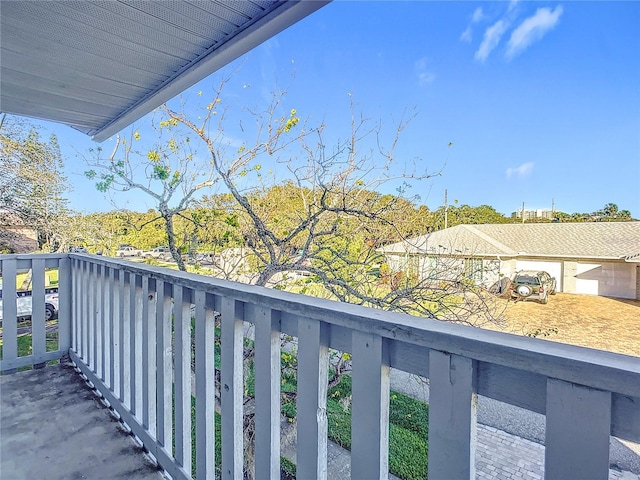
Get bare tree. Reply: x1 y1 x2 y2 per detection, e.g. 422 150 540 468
162 84 503 325
85 111 219 269
85 77 507 476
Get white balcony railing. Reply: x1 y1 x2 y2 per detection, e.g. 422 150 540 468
1 253 639 480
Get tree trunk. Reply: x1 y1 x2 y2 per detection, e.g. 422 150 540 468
163 212 186 271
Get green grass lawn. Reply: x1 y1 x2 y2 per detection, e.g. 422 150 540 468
0 321 60 371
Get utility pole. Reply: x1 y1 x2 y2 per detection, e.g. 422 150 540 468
444 189 448 230
522 201 525 224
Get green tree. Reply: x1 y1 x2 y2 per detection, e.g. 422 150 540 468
0 116 70 251
430 203 509 229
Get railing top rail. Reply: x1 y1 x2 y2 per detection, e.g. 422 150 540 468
0 253 71 261
6 253 637 397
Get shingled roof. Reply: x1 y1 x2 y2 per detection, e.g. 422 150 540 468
378 222 640 261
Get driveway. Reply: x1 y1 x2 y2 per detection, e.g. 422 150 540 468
490 292 640 357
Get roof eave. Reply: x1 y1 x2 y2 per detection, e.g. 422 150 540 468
90 0 329 142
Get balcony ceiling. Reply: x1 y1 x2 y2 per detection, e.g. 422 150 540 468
0 0 328 142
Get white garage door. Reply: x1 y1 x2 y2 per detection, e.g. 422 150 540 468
575 262 636 298
515 260 563 292
575 262 600 295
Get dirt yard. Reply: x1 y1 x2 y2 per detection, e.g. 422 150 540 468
483 293 640 357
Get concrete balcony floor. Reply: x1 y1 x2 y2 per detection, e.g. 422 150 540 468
1 363 639 480
0 362 163 480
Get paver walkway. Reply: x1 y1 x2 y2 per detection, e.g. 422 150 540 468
476 424 640 480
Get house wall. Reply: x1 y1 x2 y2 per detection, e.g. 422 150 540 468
513 258 636 299
384 252 637 299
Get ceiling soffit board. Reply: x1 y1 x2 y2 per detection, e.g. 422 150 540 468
0 0 330 142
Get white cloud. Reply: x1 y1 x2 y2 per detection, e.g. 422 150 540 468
460 26 473 43
460 8 486 43
506 162 534 179
475 20 508 62
506 6 563 59
414 57 436 86
472 7 486 23
418 72 436 85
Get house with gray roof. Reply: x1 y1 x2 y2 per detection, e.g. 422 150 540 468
378 222 640 299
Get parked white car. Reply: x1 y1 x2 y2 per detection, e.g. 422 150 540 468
0 285 59 321
116 246 143 257
143 246 172 260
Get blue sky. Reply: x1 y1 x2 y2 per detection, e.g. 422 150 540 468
33 1 640 217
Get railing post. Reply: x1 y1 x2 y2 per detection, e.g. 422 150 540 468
221 297 244 480
156 280 173 451
195 290 216 479
1 259 18 373
116 268 125 401
81 260 89 361
72 257 80 355
122 271 132 408
58 255 71 353
174 285 192 474
31 258 46 366
428 350 477 480
132 274 143 418
297 317 329 480
96 263 104 378
88 261 96 370
103 265 113 388
142 275 157 435
545 379 611 480
254 305 281 479
351 331 390 480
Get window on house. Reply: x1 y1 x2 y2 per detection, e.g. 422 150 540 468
464 257 483 283
426 256 438 280
406 255 419 279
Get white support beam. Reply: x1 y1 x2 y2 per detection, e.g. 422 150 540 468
351 330 390 479
254 305 281 479
296 317 329 480
221 297 244 480
428 350 477 480
545 379 612 480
